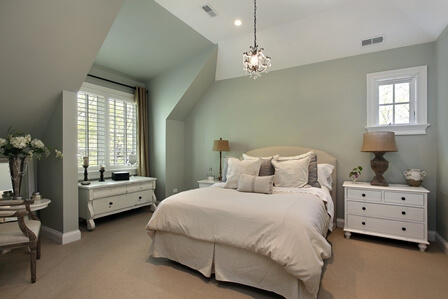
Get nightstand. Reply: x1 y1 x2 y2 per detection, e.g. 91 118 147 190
343 181 429 252
197 179 217 188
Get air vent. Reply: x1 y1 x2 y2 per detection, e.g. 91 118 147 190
202 4 218 17
362 36 384 47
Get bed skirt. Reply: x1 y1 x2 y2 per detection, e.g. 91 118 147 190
149 231 315 299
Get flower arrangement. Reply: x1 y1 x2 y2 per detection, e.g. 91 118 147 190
0 127 63 159
349 166 363 182
0 127 63 198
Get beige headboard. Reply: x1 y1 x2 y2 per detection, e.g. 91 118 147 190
246 146 337 224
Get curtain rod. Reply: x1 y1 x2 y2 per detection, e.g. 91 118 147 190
87 74 136 90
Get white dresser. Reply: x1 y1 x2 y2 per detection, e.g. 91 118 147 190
197 179 217 188
78 176 157 231
343 181 429 251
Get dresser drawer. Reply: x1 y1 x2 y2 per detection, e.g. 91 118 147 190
346 215 425 240
126 181 155 193
93 194 133 215
93 186 127 199
384 191 424 206
127 189 153 204
347 201 425 222
347 188 382 202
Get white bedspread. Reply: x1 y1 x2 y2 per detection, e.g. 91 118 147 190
146 186 332 297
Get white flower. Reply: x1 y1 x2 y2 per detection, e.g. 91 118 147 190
25 134 31 143
55 150 63 158
10 136 28 149
0 138 6 147
31 139 45 149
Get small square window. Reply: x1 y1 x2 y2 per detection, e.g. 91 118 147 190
366 66 429 135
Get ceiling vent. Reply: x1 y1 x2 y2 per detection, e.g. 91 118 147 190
362 36 384 47
202 4 218 17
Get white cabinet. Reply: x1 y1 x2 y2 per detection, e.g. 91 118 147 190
343 181 429 252
197 179 217 188
78 176 157 231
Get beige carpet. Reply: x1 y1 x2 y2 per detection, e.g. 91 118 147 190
1 207 447 299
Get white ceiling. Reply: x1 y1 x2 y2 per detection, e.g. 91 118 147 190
95 0 448 82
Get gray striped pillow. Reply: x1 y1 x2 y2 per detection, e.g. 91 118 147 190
237 174 274 194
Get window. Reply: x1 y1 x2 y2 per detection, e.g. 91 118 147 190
77 82 137 171
366 66 429 135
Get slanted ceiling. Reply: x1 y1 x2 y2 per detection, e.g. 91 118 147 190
0 0 124 138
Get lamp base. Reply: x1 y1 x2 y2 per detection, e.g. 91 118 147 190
370 152 389 186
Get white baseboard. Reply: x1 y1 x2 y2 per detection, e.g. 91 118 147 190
335 218 436 242
41 225 81 245
435 232 448 255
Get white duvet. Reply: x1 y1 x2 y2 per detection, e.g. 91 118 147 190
146 185 332 297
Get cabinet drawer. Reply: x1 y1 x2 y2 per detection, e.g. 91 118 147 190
384 191 424 206
347 188 382 202
93 186 127 199
346 215 425 240
128 190 153 205
126 181 154 193
347 201 424 222
93 194 133 215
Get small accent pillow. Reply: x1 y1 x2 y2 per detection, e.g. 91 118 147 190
224 158 262 189
274 151 320 188
242 154 279 176
271 155 311 188
237 174 274 194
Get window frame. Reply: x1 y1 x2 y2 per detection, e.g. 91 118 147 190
77 82 138 175
366 65 429 135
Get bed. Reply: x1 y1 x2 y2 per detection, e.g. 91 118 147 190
146 146 337 299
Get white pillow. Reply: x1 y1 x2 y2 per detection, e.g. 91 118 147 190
317 163 334 190
242 154 280 160
224 158 262 189
274 151 313 161
271 155 311 188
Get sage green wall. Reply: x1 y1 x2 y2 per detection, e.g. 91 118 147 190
436 25 448 244
148 46 217 200
184 42 438 231
38 91 78 239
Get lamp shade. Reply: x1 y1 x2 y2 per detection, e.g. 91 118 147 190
361 132 398 153
213 138 230 152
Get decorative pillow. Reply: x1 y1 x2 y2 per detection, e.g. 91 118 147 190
271 155 311 188
318 163 334 191
274 151 320 188
242 154 279 176
237 174 274 194
222 157 228 182
224 158 262 189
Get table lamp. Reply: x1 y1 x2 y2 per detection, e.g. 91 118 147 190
361 131 398 186
213 138 230 181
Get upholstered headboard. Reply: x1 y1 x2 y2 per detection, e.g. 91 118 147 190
245 146 337 224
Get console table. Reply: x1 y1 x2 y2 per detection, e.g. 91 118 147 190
78 176 156 231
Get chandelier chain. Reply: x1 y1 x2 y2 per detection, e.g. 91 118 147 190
253 0 257 48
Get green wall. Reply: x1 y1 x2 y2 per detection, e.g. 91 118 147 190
184 42 439 231
436 25 448 245
148 46 217 200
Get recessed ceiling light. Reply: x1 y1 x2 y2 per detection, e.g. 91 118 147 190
234 19 242 26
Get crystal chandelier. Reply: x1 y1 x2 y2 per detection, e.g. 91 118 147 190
243 0 271 79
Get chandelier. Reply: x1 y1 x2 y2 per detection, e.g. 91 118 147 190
243 0 271 79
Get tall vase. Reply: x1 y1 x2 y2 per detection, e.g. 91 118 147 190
8 156 28 199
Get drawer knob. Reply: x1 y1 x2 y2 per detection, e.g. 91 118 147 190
109 202 113 205
362 207 366 211
139 196 142 199
401 197 406 201
362 193 366 197
362 221 366 225
402 227 406 231
402 211 406 215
